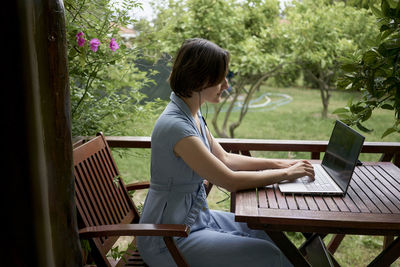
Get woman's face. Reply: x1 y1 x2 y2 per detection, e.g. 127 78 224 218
201 78 229 104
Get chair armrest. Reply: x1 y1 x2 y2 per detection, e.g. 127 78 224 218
79 223 189 239
126 181 150 191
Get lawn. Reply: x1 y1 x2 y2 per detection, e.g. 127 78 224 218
112 86 399 267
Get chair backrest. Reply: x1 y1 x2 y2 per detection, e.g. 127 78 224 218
73 132 140 265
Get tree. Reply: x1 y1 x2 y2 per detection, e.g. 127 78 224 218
335 0 400 138
136 0 288 138
336 0 380 9
284 0 378 117
65 0 162 136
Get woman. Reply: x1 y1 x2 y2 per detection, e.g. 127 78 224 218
136 38 314 266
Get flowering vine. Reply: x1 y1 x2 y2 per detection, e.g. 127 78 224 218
76 31 85 47
75 31 119 52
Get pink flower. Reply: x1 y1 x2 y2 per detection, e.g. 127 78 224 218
76 31 85 47
109 38 119 52
90 38 101 52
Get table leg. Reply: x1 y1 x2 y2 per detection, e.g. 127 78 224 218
265 231 311 267
327 234 345 254
367 236 400 267
383 235 394 249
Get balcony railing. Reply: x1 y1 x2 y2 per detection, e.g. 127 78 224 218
104 136 400 165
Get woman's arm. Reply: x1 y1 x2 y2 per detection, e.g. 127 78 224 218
174 136 314 192
206 128 298 171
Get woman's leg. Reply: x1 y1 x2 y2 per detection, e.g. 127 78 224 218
206 210 293 266
179 228 291 267
209 210 270 240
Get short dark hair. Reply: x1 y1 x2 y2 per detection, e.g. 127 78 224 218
169 38 230 98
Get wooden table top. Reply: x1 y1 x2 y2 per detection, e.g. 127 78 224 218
235 162 400 236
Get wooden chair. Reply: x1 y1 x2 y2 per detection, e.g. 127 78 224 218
73 132 190 266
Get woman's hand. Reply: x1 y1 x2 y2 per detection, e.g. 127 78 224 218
273 159 302 169
285 160 315 181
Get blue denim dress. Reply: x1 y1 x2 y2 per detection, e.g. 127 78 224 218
136 92 292 267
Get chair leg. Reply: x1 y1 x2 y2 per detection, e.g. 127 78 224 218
327 234 345 254
163 237 189 267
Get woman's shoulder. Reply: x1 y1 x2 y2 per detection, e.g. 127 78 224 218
152 112 197 148
154 112 194 135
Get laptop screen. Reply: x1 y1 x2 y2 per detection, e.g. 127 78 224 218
322 120 365 192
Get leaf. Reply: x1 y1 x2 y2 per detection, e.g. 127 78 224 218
361 108 372 121
332 107 350 114
347 96 354 107
356 121 373 133
362 50 379 65
341 63 358 72
381 0 391 17
381 103 394 110
387 0 398 8
350 105 365 114
380 28 396 41
381 127 396 138
370 4 383 18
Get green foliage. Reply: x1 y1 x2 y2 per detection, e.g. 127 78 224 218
336 0 381 9
65 0 164 136
284 0 378 117
335 0 400 137
80 239 92 264
136 0 288 137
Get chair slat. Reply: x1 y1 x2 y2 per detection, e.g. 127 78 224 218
103 147 133 214
74 167 95 227
90 153 122 224
76 162 105 227
98 148 129 218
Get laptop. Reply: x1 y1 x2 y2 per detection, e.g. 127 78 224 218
278 120 365 196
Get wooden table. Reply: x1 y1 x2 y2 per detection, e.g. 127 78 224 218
234 162 400 266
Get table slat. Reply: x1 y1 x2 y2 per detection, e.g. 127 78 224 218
264 186 279 209
286 195 298 210
339 193 360 213
355 167 400 214
322 197 340 212
274 185 289 209
346 186 370 213
350 175 383 213
235 189 258 218
366 166 400 204
332 196 350 212
314 197 330 211
293 195 308 210
379 164 400 188
304 196 319 211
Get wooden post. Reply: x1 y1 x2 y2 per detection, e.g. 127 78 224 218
3 0 82 266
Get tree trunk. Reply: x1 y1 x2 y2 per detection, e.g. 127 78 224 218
305 69 331 118
320 86 331 118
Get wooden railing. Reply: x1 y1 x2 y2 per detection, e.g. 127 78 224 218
105 136 400 166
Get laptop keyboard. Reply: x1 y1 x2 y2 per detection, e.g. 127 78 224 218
300 166 337 191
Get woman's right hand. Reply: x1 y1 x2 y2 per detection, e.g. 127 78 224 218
286 160 315 181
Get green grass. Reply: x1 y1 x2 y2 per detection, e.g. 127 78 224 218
112 86 399 266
